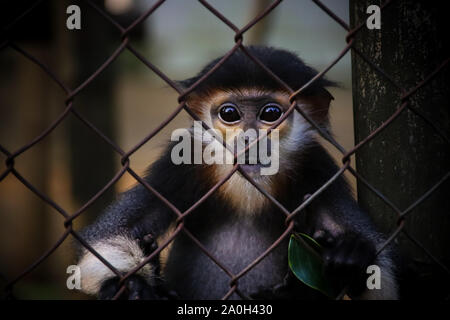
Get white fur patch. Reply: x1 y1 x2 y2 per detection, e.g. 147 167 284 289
219 170 271 215
78 235 154 295
281 111 313 152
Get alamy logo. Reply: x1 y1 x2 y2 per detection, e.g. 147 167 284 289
366 265 381 290
66 265 81 290
66 5 81 30
170 121 280 175
366 5 381 30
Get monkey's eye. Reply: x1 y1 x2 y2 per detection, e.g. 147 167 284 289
259 104 283 123
218 104 241 124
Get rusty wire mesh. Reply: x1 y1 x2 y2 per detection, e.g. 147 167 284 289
0 0 449 300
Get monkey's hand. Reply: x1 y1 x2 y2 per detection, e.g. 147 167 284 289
98 275 178 300
95 229 179 300
101 230 179 300
318 231 376 297
77 231 179 300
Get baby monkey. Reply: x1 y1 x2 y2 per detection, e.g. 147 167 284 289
76 46 398 300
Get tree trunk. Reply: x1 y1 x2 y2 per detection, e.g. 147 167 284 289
350 0 450 299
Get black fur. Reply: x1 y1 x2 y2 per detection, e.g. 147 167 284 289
180 46 336 95
77 47 396 300
79 141 392 299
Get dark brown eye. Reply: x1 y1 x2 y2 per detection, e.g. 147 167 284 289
219 104 241 124
259 104 283 123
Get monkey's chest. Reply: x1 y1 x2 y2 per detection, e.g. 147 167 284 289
164 218 288 299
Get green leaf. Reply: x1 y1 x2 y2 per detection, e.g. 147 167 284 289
288 233 338 298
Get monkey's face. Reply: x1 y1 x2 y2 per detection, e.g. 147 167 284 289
187 88 286 176
187 87 331 177
185 87 332 213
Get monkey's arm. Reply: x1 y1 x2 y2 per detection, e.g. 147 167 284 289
76 140 207 299
76 183 175 298
300 146 399 300
308 197 399 300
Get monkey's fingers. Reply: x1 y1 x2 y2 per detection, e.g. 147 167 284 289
323 233 376 295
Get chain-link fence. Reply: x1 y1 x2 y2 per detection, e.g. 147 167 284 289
1 0 449 300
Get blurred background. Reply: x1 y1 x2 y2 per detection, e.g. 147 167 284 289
0 0 354 299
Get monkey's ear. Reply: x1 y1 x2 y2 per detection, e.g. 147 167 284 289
296 88 334 125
